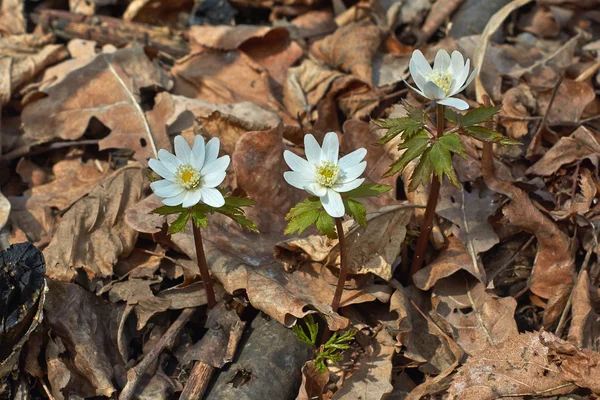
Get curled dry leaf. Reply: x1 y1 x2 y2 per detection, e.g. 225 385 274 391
568 269 600 350
123 0 192 29
44 166 144 282
527 126 600 176
499 84 537 139
332 329 395 400
21 46 171 163
296 361 329 400
537 79 595 126
551 168 597 220
448 332 576 399
432 276 518 356
0 0 25 35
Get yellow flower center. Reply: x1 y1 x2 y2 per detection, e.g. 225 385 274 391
425 70 453 95
175 164 201 189
315 161 340 188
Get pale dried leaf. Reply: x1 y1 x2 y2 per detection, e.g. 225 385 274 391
0 0 25 35
296 361 329 400
568 270 600 350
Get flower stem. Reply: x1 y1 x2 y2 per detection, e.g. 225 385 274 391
410 103 445 277
192 223 216 309
331 218 348 312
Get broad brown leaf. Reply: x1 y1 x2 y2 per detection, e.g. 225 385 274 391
537 79 595 126
568 270 600 350
44 166 144 282
499 84 537 139
0 0 25 35
296 361 329 400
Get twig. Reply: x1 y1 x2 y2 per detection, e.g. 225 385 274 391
410 104 444 276
331 218 349 311
180 361 215 400
535 74 564 137
119 308 195 400
192 224 216 309
575 59 600 83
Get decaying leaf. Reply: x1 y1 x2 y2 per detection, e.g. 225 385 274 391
296 360 329 400
537 79 595 126
44 166 144 282
568 270 600 350
0 0 25 36
499 84 537 139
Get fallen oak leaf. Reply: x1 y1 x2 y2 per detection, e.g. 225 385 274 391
568 269 600 350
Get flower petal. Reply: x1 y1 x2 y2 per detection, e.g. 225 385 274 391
456 67 478 94
284 150 312 174
433 49 451 72
402 75 427 98
338 148 367 170
149 159 175 180
200 187 225 208
200 155 230 176
182 189 202 208
204 137 220 165
190 135 206 170
304 134 321 165
449 58 470 95
321 132 339 163
174 135 191 164
158 149 181 173
284 171 316 190
422 81 446 100
411 50 432 76
448 51 465 76
341 161 366 182
304 183 327 197
162 191 187 206
334 178 364 193
151 179 184 198
202 171 226 188
438 97 469 110
409 58 428 92
321 189 344 218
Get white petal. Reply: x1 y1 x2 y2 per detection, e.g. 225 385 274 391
422 81 446 100
162 191 187 206
338 148 367 170
321 132 339 163
411 50 432 76
201 155 230 176
151 179 184 198
284 171 316 190
321 189 344 218
304 134 321 165
409 58 428 93
182 189 202 208
200 187 225 208
341 161 366 182
402 75 427 98
433 49 451 71
438 97 469 110
304 183 327 197
284 150 312 174
149 159 175 180
158 149 181 173
456 68 478 94
174 135 192 164
449 59 470 95
204 137 220 165
203 171 226 188
334 178 364 193
190 135 206 170
448 51 465 76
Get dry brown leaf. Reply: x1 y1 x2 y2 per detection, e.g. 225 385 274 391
296 361 330 400
8 156 109 245
499 84 537 139
0 191 9 230
551 168 597 220
21 46 170 163
448 332 575 399
568 269 600 350
527 126 600 176
537 79 595 126
123 0 192 29
37 39 99 92
189 25 287 50
44 166 143 282
310 20 384 84
432 276 518 356
520 6 560 38
332 329 395 400
437 184 501 256
289 10 337 39
0 0 25 35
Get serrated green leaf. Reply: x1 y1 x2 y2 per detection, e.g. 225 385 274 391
430 142 459 187
465 126 519 145
191 208 208 228
316 211 336 239
285 199 322 236
404 102 426 122
383 130 430 177
461 105 501 126
408 146 432 192
343 183 393 199
438 133 467 159
344 199 366 228
224 196 256 207
168 210 190 234
152 205 187 216
375 117 424 144
444 108 461 124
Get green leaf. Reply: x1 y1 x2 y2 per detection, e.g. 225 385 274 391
408 147 433 192
383 130 430 177
444 108 461 124
152 205 187 216
465 126 520 145
404 102 426 122
461 105 501 126
344 199 366 228
144 169 159 183
191 207 208 228
316 211 336 239
285 198 322 236
293 314 319 346
374 117 424 144
168 210 190 234
438 133 467 159
224 196 256 207
343 183 393 199
430 142 459 187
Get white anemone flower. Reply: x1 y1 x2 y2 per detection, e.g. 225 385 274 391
149 135 230 208
406 49 478 110
283 132 367 218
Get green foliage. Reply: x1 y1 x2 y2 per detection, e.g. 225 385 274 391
285 198 325 236
445 105 500 126
152 195 257 233
344 183 393 198
314 330 356 373
382 130 430 177
430 142 459 187
293 314 319 346
375 117 424 144
464 126 520 145
343 199 366 228
315 211 337 239
407 147 433 192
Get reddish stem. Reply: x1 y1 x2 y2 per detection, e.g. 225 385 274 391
192 223 216 309
409 103 445 277
330 218 349 312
